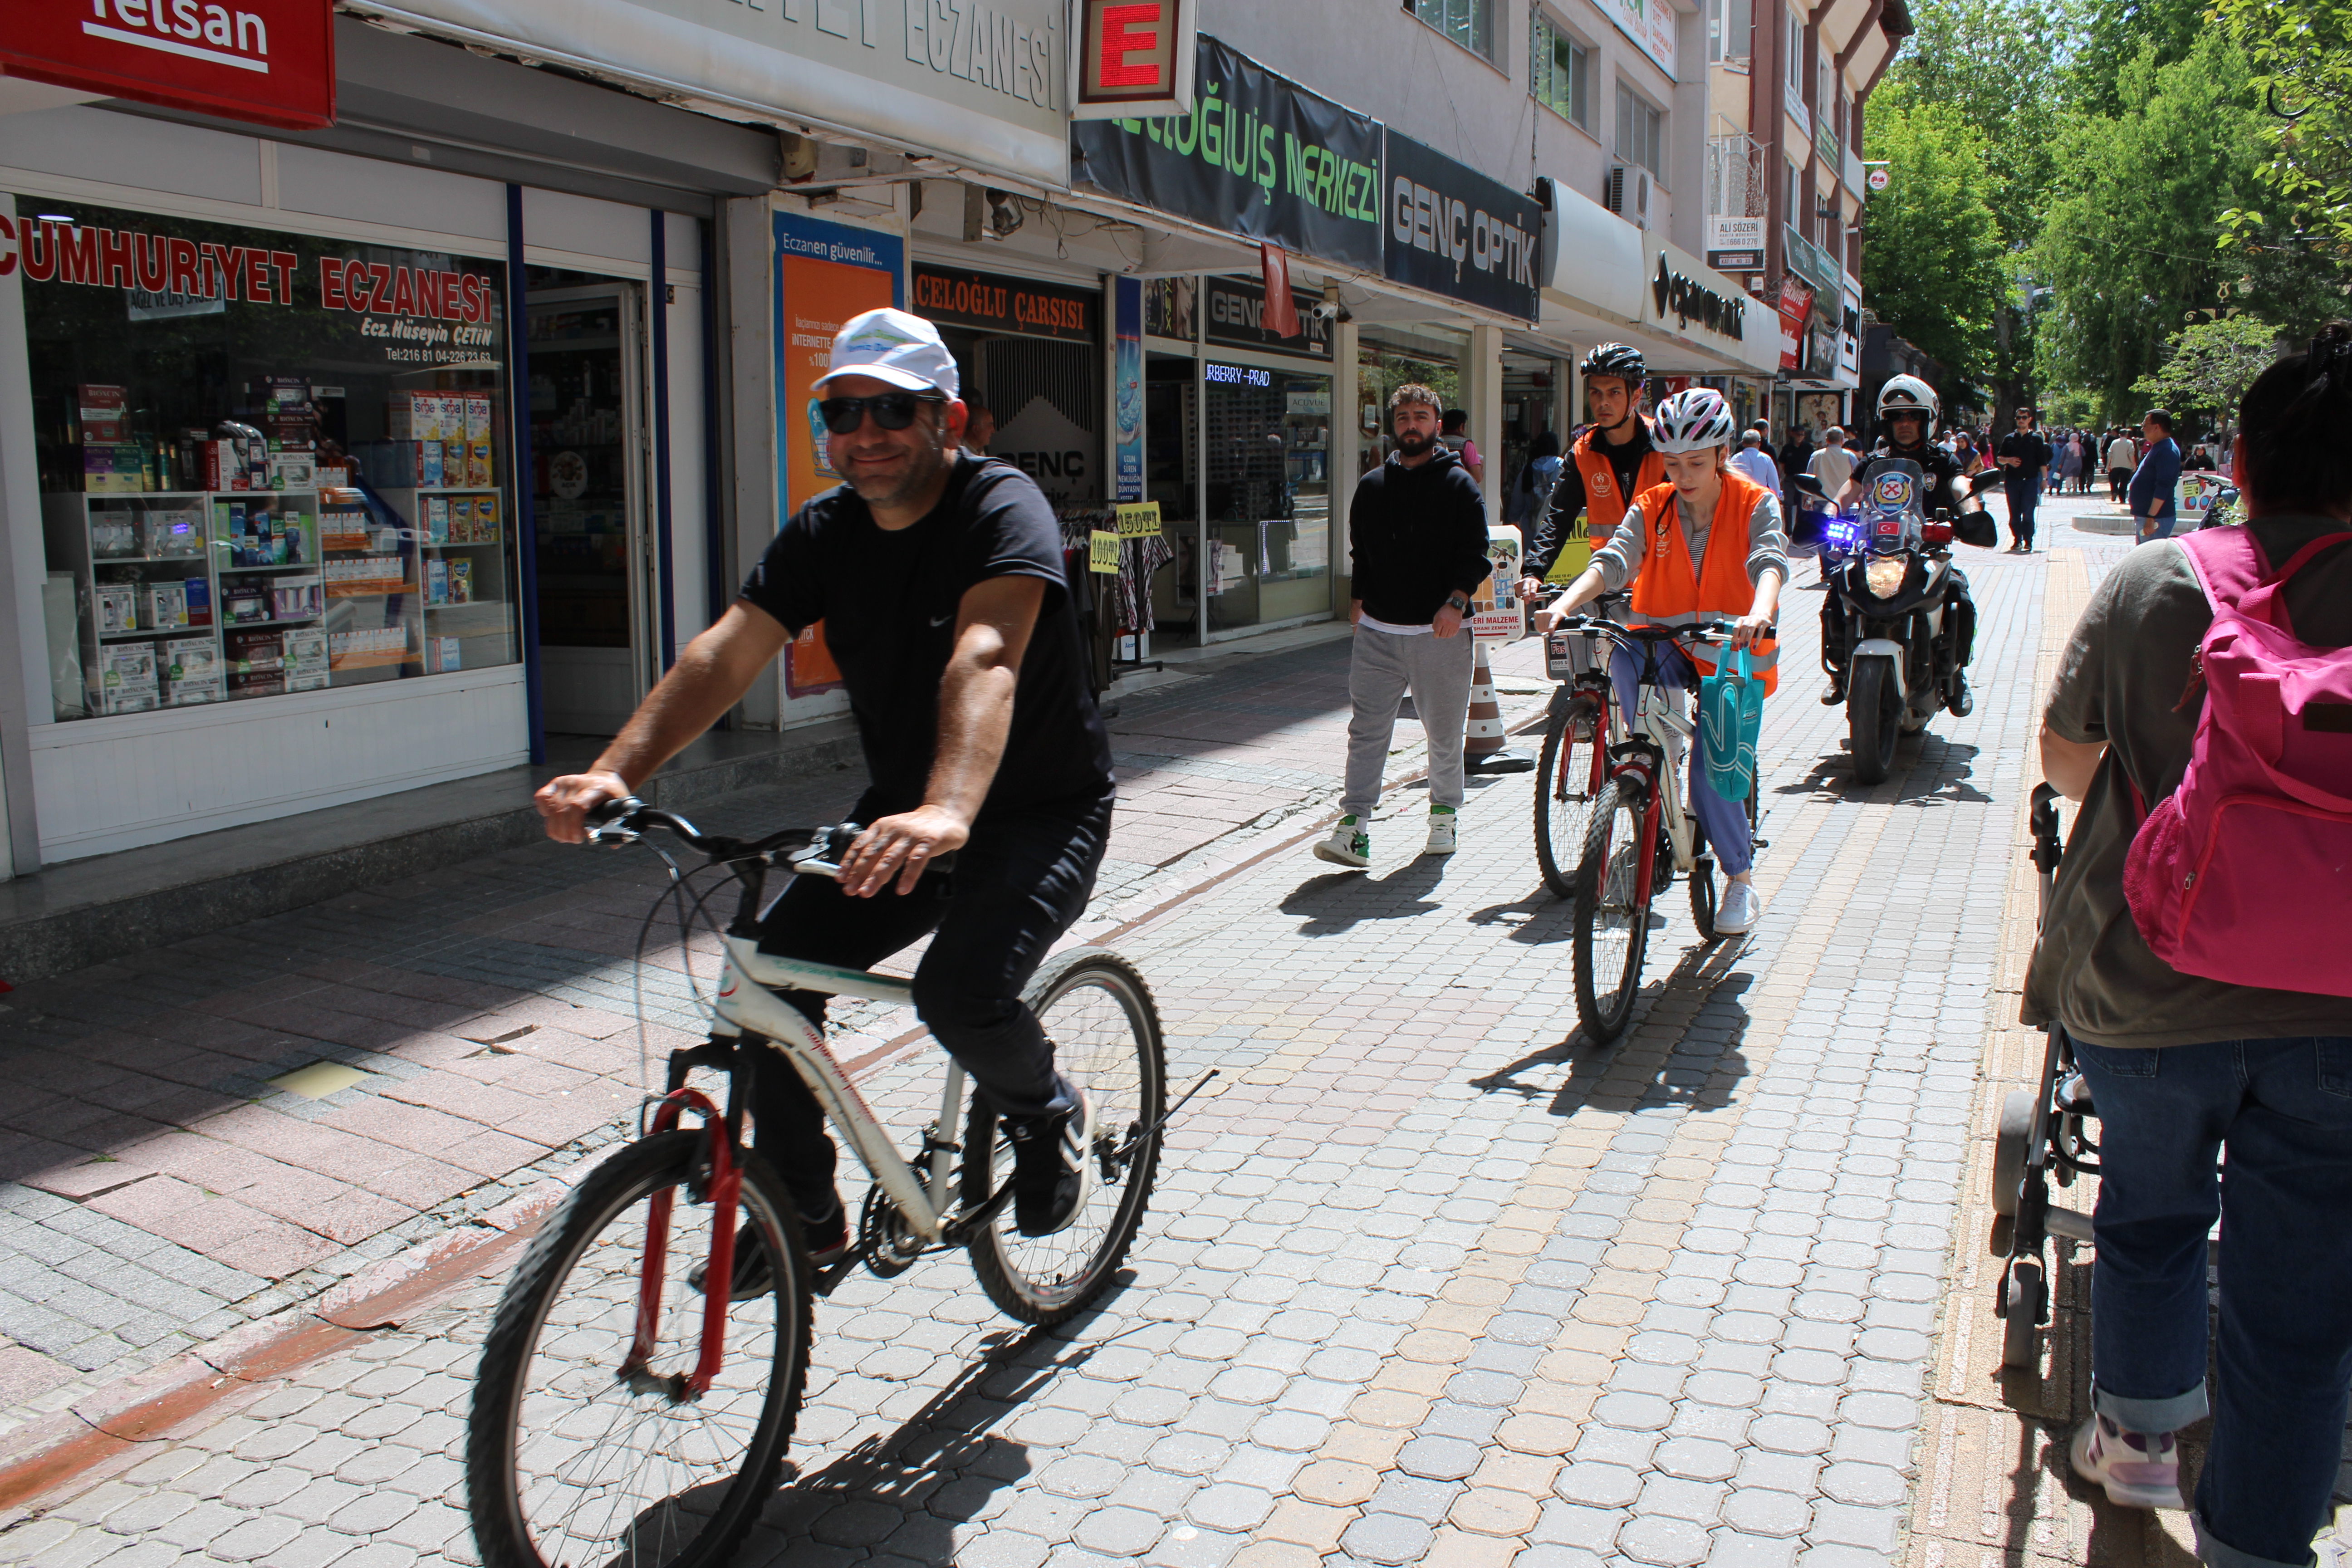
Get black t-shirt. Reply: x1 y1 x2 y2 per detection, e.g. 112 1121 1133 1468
1996 429 2051 484
1528 421 1654 578
739 456 1113 817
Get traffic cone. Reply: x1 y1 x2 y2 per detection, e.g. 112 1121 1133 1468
1464 641 1535 773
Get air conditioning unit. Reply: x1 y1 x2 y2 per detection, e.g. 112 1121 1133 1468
1604 164 1651 230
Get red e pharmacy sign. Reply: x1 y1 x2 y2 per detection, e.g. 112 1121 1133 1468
3 0 335 131
1071 0 1196 121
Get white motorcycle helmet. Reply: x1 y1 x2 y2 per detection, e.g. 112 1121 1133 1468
1651 387 1737 453
1876 374 1940 438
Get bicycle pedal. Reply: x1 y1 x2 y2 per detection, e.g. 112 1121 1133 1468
1750 836 1771 849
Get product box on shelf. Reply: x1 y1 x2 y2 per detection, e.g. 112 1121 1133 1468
424 636 463 673
96 583 140 636
226 627 283 671
185 577 212 627
463 392 491 440
200 439 259 492
466 441 492 487
100 643 158 714
150 504 207 559
147 581 190 631
271 583 320 621
221 583 268 625
90 511 140 558
284 627 329 691
78 385 128 444
448 560 473 603
269 452 316 491
426 496 449 544
419 440 444 486
228 670 285 698
426 558 449 605
83 444 143 494
162 636 221 706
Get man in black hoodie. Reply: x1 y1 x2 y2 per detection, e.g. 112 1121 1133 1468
1314 384 1493 868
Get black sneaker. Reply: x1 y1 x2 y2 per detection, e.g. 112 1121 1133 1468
690 1195 848 1299
1005 1088 1097 1237
1948 674 1975 718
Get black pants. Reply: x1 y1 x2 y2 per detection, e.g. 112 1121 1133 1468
2004 480 2038 547
746 788 1113 1219
2109 466 2131 503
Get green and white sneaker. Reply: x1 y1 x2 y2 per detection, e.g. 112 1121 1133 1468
1314 815 1371 868
1424 806 1458 856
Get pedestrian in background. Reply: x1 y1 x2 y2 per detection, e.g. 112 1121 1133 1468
1808 426 1856 502
1505 428 1563 554
2131 410 2183 539
1730 428 1781 492
2107 426 2138 504
1315 385 1492 869
1997 406 2052 552
2032 321 2352 1568
1441 408 1485 489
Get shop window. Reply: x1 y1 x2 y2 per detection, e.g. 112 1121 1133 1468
1406 0 1494 64
1202 359 1331 632
1532 15 1593 131
17 199 518 720
1616 85 1664 179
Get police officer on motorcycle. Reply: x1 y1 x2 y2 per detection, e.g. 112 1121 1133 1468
1823 373 1995 714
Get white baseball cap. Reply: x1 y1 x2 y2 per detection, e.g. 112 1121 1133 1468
815 307 960 399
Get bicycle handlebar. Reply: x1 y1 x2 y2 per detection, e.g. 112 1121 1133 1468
580 798 955 878
1556 613 1774 643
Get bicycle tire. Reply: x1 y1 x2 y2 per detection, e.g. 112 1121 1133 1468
966 947 1166 1326
1689 854 1718 942
468 1129 812 1568
1573 777 1652 1043
1534 696 1602 900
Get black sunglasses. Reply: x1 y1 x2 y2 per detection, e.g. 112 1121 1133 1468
818 392 945 435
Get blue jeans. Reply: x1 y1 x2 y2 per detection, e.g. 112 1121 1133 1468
1607 641 1754 876
2005 480 2038 546
2074 1032 2352 1568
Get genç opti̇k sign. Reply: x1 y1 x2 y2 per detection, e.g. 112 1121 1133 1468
4 0 335 131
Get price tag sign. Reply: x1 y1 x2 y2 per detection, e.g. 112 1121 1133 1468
1089 530 1122 573
1114 501 1163 538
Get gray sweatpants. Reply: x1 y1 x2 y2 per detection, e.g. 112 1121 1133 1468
1342 623 1475 817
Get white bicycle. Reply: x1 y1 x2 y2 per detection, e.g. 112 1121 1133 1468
1553 614 1764 1041
466 800 1201 1568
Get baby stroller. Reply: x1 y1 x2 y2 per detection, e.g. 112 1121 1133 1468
1989 784 2100 1369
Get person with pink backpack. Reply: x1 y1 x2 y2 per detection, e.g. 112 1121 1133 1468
2028 323 2352 1568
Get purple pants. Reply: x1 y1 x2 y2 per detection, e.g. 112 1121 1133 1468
1609 641 1755 876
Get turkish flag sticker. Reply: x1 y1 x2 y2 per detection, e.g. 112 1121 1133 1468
3 0 336 131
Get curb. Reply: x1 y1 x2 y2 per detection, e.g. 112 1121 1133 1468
0 672 1559 1517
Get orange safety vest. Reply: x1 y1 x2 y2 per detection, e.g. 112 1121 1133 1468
1626 473 1780 696
1569 426 1667 538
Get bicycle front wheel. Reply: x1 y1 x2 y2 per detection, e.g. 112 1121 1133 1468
1573 777 1653 1043
967 947 1166 1326
468 1130 812 1568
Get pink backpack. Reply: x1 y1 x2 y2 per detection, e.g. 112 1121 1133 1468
2122 526 2352 995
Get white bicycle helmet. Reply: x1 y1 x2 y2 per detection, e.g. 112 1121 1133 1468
1651 387 1736 453
1876 373 1940 431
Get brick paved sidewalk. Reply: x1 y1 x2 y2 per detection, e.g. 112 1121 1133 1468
0 630 1549 1456
0 536 2193 1568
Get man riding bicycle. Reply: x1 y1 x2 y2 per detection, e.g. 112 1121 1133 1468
1519 343 1663 594
535 308 1115 1278
1533 387 1787 934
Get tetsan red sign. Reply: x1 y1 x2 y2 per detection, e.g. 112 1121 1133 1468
3 0 335 131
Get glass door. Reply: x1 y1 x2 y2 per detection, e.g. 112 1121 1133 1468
526 279 653 735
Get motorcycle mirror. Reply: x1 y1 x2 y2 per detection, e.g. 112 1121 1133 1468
1966 470 2009 496
1791 473 1827 498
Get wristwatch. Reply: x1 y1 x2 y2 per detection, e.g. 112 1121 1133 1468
1445 592 1471 614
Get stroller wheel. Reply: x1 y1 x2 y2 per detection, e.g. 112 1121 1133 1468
1992 1089 2034 1218
2001 1259 2045 1371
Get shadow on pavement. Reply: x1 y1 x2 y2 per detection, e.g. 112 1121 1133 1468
1469 942 1754 1118
742 1283 1138 1563
1279 858 1449 934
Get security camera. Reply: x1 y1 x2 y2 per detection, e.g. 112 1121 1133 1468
1311 301 1349 324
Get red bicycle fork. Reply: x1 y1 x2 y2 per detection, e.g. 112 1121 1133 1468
1614 758 1665 906
620 1088 739 1401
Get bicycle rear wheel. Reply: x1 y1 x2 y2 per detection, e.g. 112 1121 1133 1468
1573 777 1653 1043
468 1130 811 1568
1534 695 1604 900
966 947 1166 1326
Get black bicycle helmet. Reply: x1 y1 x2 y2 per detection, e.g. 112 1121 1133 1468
1581 343 1646 385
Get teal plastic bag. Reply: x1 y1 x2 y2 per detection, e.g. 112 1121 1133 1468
1698 645 1762 801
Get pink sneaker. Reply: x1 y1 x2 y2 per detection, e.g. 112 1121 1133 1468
2070 1413 2184 1509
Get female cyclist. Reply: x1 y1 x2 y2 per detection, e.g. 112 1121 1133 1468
1535 387 1788 933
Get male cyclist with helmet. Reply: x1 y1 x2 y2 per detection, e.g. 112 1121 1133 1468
1823 373 1994 714
1518 344 1664 598
1534 388 1788 935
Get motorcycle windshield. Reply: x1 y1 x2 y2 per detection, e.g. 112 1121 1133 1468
1855 458 1926 553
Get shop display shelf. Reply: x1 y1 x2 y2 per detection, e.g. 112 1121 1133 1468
221 616 322 631
421 539 504 549
327 581 413 598
217 563 323 576
328 650 409 671
99 628 206 642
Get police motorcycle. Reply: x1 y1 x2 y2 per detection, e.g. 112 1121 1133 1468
1796 461 2002 785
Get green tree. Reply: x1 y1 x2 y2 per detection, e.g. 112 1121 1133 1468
2215 0 2352 255
2068 0 2207 116
2130 316 2283 423
2032 34 2282 418
1883 0 2079 247
1861 88 2009 381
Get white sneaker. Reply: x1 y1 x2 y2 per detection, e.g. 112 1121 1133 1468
1313 817 1370 868
2070 1414 2184 1510
1715 879 1763 933
1424 810 1458 856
